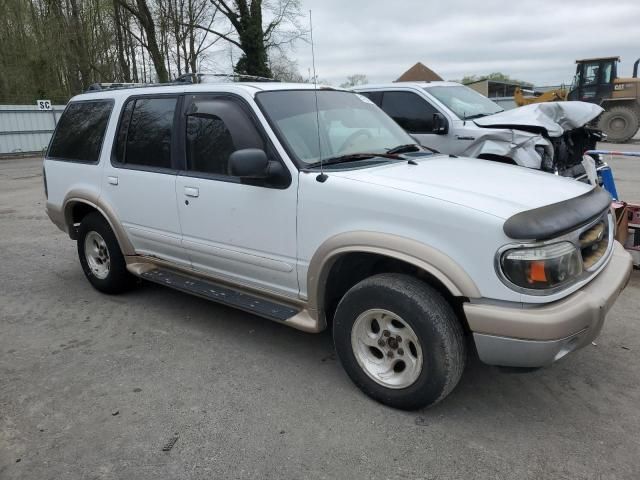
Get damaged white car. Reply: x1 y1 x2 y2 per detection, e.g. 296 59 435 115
355 82 604 177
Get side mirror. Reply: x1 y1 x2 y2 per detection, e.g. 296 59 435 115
432 113 448 134
229 148 269 178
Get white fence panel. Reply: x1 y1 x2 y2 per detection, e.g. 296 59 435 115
0 104 66 156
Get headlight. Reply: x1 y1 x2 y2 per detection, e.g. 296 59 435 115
500 242 582 291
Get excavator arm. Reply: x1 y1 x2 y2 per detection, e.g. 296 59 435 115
514 87 568 106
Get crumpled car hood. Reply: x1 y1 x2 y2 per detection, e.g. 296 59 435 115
474 101 604 137
457 128 549 169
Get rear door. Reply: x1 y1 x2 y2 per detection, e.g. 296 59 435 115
100 95 188 266
174 93 298 297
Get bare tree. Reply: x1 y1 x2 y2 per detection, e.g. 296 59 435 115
166 0 224 75
0 0 306 103
196 0 306 77
340 74 369 88
116 0 170 82
269 50 303 82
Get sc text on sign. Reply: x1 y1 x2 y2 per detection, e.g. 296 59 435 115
37 100 52 111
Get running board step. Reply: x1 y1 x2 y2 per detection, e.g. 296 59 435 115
140 268 300 322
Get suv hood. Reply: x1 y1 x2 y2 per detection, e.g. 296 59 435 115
331 155 593 220
474 101 603 137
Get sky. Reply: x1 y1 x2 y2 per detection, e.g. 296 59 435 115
279 0 640 87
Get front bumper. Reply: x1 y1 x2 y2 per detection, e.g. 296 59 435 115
464 242 633 367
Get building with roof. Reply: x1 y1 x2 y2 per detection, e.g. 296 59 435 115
464 79 531 98
395 62 443 82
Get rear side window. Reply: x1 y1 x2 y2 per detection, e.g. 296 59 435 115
48 100 113 162
380 91 438 134
114 97 177 169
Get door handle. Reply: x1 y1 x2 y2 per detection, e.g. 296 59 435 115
184 187 199 198
107 176 118 185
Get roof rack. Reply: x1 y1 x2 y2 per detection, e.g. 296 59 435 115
86 82 149 91
85 81 181 92
174 72 280 83
85 72 279 92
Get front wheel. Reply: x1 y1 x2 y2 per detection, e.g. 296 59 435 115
333 273 466 410
598 105 640 143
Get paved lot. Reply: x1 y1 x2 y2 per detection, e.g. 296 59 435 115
1 152 639 480
599 135 640 203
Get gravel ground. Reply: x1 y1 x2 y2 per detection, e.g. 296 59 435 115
1 152 639 480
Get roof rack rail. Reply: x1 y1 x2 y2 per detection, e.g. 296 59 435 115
86 82 148 91
175 72 280 83
84 72 280 93
85 81 182 92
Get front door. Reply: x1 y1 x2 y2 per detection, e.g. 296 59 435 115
101 95 188 266
378 90 453 154
175 94 299 297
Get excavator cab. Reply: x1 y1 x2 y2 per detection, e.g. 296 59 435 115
568 57 619 103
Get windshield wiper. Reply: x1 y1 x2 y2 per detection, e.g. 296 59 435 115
386 143 421 154
465 113 489 120
466 110 504 120
306 152 398 168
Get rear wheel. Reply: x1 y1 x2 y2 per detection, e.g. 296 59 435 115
77 212 136 294
333 273 466 410
598 105 640 143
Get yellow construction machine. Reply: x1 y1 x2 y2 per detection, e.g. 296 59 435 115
514 56 640 142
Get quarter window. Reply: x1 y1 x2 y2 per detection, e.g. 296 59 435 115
114 97 177 169
380 91 438 134
185 97 264 176
358 91 383 107
48 101 113 162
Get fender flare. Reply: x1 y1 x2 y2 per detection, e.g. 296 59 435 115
63 189 135 255
306 231 481 318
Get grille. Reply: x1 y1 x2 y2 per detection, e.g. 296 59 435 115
579 216 610 270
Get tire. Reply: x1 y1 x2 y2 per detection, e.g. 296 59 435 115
598 105 640 143
77 212 136 294
333 273 466 410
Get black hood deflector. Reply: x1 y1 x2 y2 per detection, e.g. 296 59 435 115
503 187 611 240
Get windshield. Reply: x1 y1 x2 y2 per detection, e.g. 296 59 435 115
256 90 415 165
427 85 503 119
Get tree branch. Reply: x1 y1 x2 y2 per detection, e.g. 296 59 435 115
188 23 241 48
209 0 240 30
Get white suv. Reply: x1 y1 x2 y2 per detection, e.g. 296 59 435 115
44 82 632 409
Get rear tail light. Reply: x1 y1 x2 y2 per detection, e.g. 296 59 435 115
43 165 48 199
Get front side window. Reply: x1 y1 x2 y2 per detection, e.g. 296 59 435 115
601 63 613 84
185 97 264 176
114 97 177 168
256 90 414 165
427 85 503 120
48 100 113 162
582 63 600 86
380 91 438 133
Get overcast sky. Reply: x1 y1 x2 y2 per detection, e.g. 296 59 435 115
285 0 640 87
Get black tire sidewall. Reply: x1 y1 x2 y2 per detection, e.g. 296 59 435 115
333 274 464 410
599 107 639 143
77 213 132 294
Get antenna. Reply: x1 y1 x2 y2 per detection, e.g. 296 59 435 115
309 10 327 182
